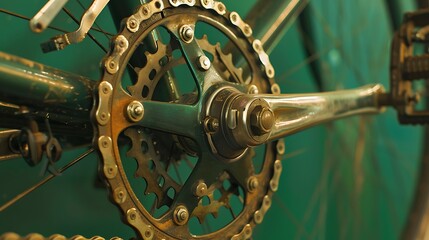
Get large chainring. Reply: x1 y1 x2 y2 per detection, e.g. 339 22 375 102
93 0 284 239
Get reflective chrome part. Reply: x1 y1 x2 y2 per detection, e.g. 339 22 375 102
41 0 110 52
173 205 189 225
252 40 275 78
170 0 196 7
127 101 144 122
194 181 208 197
105 35 129 74
197 55 211 70
270 160 282 192
180 25 195 43
30 0 69 32
96 81 112 125
229 12 252 37
264 84 385 141
201 0 226 15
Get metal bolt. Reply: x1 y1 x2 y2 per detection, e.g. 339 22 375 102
197 55 211 70
173 205 189 225
204 117 219 133
248 176 259 192
127 101 144 122
248 85 259 94
180 25 194 43
194 182 208 197
250 106 275 135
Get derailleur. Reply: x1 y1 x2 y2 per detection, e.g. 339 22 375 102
383 8 429 124
9 114 62 172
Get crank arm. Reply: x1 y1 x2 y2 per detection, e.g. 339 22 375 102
223 84 385 147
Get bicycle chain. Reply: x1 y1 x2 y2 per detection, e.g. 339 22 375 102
0 233 121 240
94 0 284 239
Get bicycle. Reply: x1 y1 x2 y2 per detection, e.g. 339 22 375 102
0 0 426 239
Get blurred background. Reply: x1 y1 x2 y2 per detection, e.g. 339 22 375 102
0 0 424 239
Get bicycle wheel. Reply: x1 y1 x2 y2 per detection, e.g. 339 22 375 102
0 0 425 239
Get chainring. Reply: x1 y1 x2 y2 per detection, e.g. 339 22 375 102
93 0 284 239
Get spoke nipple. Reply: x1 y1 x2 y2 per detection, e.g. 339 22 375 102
198 55 211 71
194 181 208 197
180 25 194 43
174 205 189 225
204 116 219 133
127 101 144 122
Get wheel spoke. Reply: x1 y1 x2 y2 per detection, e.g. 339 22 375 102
0 148 94 212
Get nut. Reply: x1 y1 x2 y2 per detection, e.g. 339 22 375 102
197 55 211 70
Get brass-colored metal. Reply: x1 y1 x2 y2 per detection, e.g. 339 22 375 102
173 205 189 225
95 1 280 239
126 101 144 122
0 233 119 240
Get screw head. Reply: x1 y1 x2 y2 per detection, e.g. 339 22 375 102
180 25 194 43
198 55 211 71
194 182 208 197
204 117 219 133
248 176 259 191
173 205 189 225
248 85 259 94
127 101 144 122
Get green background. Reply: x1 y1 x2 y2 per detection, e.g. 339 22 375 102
0 0 424 239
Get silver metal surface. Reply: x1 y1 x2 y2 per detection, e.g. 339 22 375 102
50 0 110 50
30 0 69 32
263 84 385 140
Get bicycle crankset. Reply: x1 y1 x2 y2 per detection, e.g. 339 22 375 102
93 0 283 239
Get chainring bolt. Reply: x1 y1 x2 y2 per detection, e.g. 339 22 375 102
173 205 189 225
198 55 211 70
248 85 259 94
180 25 194 43
248 176 259 192
127 101 144 122
194 182 208 197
